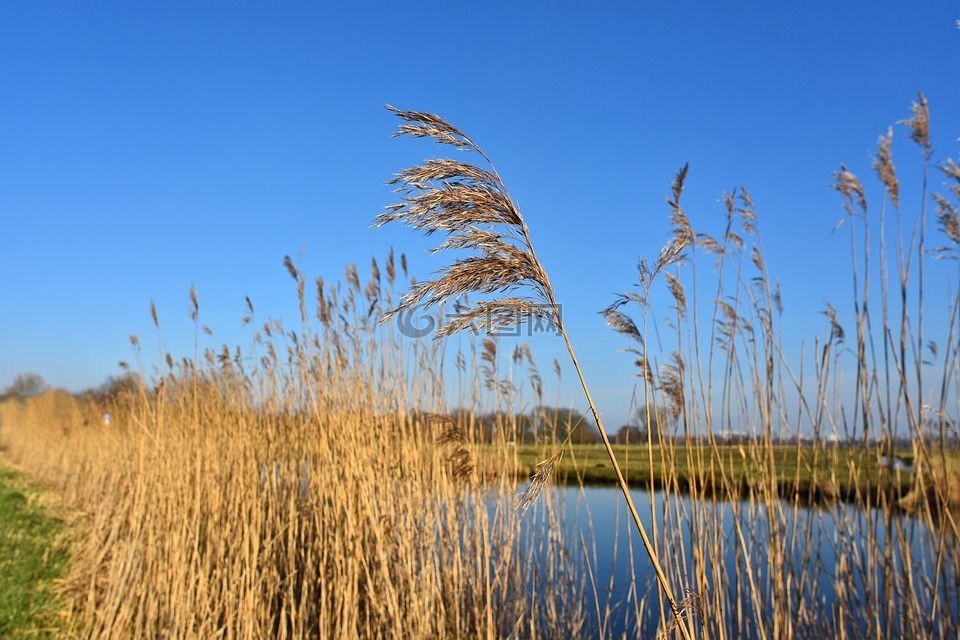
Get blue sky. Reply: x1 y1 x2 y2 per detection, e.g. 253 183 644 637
1 2 958 429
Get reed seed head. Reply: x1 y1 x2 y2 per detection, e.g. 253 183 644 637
516 445 564 513
601 304 644 345
934 193 960 250
377 106 560 339
873 127 900 209
943 158 960 201
831 164 867 216
385 248 396 287
899 91 931 159
821 302 845 345
188 284 199 321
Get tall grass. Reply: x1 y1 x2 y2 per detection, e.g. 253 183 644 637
0 262 591 639
376 106 692 637
599 92 960 638
0 95 957 639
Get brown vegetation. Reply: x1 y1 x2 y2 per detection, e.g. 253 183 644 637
0 94 958 638
0 267 591 639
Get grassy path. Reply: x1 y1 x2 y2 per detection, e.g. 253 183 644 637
0 459 70 639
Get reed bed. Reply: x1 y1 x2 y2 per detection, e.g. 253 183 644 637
594 93 960 639
0 261 590 639
0 94 957 639
374 96 960 638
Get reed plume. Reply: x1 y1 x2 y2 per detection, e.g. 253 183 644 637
377 106 693 639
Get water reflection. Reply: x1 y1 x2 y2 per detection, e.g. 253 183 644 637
510 484 959 638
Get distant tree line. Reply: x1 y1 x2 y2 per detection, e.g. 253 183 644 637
2 371 143 407
82 373 143 405
444 406 603 445
1 372 49 400
614 404 676 444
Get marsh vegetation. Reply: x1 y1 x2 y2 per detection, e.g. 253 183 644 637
0 95 958 638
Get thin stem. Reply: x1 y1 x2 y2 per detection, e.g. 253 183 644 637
553 307 693 640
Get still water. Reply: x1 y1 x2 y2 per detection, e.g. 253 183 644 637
510 485 958 638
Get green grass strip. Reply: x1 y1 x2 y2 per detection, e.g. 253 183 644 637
0 462 70 639
508 443 917 500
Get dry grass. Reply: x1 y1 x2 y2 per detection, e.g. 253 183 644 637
595 92 960 639
0 95 958 639
379 106 693 639
0 266 592 639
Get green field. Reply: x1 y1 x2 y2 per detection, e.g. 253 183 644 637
0 461 70 639
506 443 917 503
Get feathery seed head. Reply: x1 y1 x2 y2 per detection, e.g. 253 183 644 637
872 127 900 209
345 263 360 292
385 248 396 286
943 158 960 201
283 255 299 281
664 272 687 320
188 284 199 321
516 445 565 513
821 303 845 345
899 91 931 159
831 164 867 216
934 194 960 253
601 305 644 345
377 106 560 339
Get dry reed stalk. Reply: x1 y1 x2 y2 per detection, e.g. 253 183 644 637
377 106 693 639
594 93 960 639
0 260 595 639
2 94 957 639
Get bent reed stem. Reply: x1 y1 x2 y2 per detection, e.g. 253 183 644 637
379 106 692 640
555 309 692 640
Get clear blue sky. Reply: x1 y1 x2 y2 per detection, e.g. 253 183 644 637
1 2 958 429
